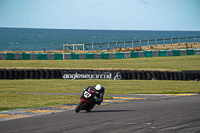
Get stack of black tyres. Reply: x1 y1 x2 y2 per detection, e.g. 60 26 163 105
131 71 137 80
0 69 200 80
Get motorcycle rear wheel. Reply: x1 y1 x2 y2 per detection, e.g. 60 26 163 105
75 100 84 113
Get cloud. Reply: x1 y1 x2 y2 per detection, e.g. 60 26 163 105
94 1 103 6
138 0 149 5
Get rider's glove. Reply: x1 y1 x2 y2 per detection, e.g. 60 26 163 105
94 96 98 100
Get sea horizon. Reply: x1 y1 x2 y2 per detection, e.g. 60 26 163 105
1 27 200 32
1 27 200 51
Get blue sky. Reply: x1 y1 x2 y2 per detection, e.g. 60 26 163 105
0 0 200 31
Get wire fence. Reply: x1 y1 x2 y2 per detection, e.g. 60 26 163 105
63 36 200 51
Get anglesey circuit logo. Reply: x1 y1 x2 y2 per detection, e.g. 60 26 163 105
114 72 121 80
63 72 112 79
63 71 121 80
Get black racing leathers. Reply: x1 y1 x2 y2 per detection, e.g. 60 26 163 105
80 86 105 105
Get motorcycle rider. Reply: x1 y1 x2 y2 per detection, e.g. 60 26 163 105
80 84 105 105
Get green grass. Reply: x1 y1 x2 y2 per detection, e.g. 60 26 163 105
0 93 80 111
0 55 200 70
0 93 112 111
0 55 200 111
0 79 200 94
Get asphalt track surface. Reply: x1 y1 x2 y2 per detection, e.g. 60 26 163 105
0 94 200 133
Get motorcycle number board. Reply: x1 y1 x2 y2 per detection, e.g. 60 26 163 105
84 91 92 98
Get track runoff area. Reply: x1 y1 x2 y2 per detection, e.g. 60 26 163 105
0 93 196 121
0 93 198 120
0 94 200 133
0 94 198 120
0 94 148 121
0 93 200 132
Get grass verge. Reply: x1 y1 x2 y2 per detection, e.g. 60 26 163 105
0 93 112 111
0 79 200 94
0 93 80 111
0 55 200 70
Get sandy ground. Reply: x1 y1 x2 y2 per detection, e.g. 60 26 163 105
1 42 200 54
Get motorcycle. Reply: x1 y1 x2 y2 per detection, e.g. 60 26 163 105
75 89 97 113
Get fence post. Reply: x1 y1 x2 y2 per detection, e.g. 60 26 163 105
147 40 149 48
194 36 195 45
83 44 85 51
108 42 109 50
171 38 172 46
163 38 165 47
132 41 134 48
67 44 68 50
186 37 188 48
73 44 75 51
155 39 157 47
100 43 102 51
140 40 141 47
179 37 180 46
92 43 93 51
116 42 117 49
124 41 125 48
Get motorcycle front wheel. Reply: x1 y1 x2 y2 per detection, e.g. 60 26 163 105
75 100 84 113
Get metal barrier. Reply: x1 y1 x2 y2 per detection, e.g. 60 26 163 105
1 49 200 60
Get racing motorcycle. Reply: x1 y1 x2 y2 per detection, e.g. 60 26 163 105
75 89 97 113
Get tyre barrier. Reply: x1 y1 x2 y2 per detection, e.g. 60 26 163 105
0 69 200 81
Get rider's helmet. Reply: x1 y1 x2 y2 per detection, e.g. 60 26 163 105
95 84 102 92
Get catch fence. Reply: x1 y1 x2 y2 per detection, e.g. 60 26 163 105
63 36 200 51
